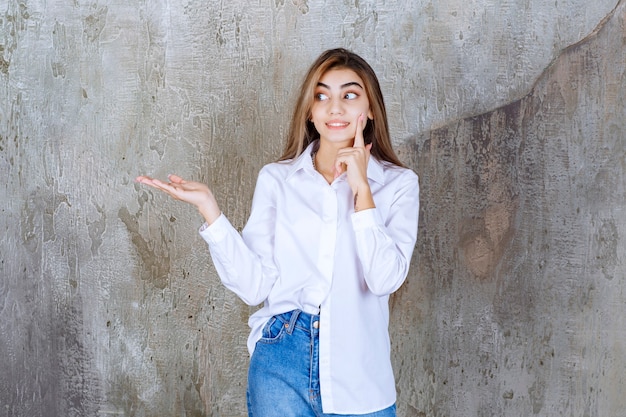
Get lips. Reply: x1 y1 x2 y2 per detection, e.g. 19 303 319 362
326 120 350 128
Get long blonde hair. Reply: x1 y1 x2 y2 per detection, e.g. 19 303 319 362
279 48 405 167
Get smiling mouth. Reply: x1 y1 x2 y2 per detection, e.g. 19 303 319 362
326 122 350 128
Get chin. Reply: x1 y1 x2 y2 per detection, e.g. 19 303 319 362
321 137 353 146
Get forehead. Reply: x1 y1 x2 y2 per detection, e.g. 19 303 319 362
317 68 365 88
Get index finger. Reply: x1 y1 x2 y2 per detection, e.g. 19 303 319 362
353 113 365 148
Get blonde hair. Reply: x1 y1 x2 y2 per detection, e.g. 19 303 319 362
279 48 404 167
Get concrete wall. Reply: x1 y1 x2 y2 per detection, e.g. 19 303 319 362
1 0 624 416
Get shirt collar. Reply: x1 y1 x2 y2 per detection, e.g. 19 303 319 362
285 141 318 181
285 140 386 185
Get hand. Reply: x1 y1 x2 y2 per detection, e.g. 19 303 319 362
135 174 222 224
333 113 375 211
334 113 371 190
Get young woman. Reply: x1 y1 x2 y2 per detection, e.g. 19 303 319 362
137 48 419 417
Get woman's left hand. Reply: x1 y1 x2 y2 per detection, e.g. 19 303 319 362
334 113 375 211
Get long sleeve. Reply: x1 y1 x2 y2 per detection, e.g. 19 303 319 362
352 169 419 296
199 167 279 306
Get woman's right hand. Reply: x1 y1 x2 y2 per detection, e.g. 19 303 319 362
135 174 221 224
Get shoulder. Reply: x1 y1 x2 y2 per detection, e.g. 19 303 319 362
259 160 293 176
378 160 419 187
256 160 295 184
370 161 419 216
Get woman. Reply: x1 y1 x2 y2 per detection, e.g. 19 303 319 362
137 48 419 417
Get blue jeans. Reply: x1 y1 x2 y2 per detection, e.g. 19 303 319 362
247 309 396 417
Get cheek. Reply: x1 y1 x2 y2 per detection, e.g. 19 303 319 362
356 102 373 119
351 103 373 119
311 118 325 133
310 105 322 122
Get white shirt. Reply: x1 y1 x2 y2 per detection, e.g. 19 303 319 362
199 141 419 414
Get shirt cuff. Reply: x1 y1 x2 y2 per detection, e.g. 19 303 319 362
351 207 380 231
198 213 230 244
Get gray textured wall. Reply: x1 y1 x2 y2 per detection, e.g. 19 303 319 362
1 0 624 416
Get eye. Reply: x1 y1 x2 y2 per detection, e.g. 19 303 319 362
344 92 358 100
315 92 329 101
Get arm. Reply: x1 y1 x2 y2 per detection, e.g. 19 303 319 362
352 171 420 296
201 168 279 305
136 171 279 306
332 114 420 295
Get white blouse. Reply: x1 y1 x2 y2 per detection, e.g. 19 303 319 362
199 141 419 414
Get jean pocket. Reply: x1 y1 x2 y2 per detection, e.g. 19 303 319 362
258 316 287 343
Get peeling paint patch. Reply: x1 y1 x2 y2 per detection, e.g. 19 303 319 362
0 0 30 75
83 6 108 42
118 205 170 289
592 217 619 280
87 203 106 255
291 0 309 14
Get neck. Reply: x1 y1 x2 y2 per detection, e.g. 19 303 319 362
312 139 354 183
311 141 340 183
316 137 352 157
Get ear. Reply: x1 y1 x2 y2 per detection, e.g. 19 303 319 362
367 109 374 120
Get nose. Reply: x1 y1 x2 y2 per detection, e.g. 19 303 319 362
329 96 344 115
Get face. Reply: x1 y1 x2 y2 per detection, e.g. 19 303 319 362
310 68 373 147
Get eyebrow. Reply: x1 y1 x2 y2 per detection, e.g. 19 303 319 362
317 81 364 90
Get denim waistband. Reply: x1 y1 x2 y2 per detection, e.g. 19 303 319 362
274 309 319 335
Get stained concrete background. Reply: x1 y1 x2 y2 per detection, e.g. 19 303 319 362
0 0 624 416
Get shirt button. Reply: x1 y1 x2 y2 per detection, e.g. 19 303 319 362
313 321 319 329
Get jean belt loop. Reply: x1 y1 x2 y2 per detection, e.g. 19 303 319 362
286 309 301 335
